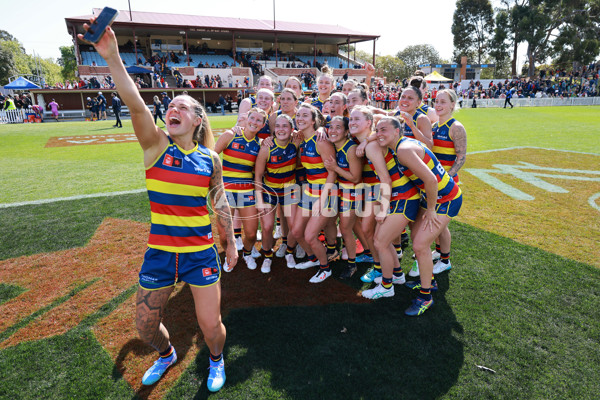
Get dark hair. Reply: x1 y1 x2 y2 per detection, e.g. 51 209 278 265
409 76 424 89
330 115 349 133
298 103 325 130
279 87 298 101
275 113 294 130
349 88 369 102
404 85 423 102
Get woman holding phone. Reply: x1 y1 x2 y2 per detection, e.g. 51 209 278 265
79 20 237 392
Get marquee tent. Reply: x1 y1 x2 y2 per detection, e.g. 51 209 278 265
423 71 452 82
4 77 41 90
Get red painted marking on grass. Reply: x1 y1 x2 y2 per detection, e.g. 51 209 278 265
1 217 368 399
45 130 228 147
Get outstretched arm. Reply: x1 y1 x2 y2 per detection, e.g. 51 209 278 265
78 22 164 157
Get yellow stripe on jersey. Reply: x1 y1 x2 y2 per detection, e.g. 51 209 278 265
146 179 209 197
150 212 211 228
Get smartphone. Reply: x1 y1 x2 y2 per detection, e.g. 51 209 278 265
83 7 119 43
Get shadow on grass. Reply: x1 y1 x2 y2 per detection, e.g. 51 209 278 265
111 285 206 400
89 127 120 131
164 264 464 400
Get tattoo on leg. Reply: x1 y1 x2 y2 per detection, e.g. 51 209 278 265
136 287 173 352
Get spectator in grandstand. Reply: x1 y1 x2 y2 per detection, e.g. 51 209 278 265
48 99 59 121
111 92 122 128
79 20 236 393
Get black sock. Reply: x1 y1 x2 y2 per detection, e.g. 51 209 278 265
160 345 174 358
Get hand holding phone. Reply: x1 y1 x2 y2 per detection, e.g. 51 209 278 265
83 7 119 43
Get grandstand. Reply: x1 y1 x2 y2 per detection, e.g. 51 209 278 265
65 9 378 88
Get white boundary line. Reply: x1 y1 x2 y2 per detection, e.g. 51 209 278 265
0 189 146 209
1 148 598 209
589 193 600 212
468 146 600 156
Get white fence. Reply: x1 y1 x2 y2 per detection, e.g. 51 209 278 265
0 109 28 124
466 96 600 108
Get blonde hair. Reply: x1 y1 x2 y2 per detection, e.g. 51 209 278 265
318 65 334 85
437 88 458 103
248 107 269 124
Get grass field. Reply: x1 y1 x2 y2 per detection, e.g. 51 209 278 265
0 106 599 399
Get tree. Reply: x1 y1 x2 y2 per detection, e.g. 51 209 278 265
376 55 406 82
506 0 598 77
396 44 442 76
489 9 513 77
57 45 77 81
0 39 32 77
452 0 495 64
0 42 17 85
551 1 600 71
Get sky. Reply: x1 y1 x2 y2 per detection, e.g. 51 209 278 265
0 0 525 67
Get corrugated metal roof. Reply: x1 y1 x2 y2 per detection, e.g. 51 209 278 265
66 9 378 39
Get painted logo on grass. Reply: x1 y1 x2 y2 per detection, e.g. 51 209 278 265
45 129 228 148
459 147 600 268
0 217 368 398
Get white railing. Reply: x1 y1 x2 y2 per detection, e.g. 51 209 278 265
0 109 26 124
467 97 600 108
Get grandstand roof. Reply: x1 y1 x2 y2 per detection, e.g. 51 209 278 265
65 9 379 46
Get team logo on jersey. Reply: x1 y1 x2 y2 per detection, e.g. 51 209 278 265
202 267 213 277
232 143 246 150
172 157 183 168
271 156 282 162
163 154 174 167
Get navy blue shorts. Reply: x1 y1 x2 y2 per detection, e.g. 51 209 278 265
225 190 256 208
139 245 221 290
390 198 420 221
420 194 462 218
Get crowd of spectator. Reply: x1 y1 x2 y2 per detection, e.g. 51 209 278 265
0 93 33 110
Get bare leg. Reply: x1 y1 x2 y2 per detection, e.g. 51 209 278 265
374 214 408 278
259 204 276 252
239 206 258 251
136 286 174 353
190 283 226 357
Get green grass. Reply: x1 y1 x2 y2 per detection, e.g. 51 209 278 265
0 116 237 203
457 106 600 153
0 106 599 399
0 283 26 306
0 202 598 399
1 108 598 204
